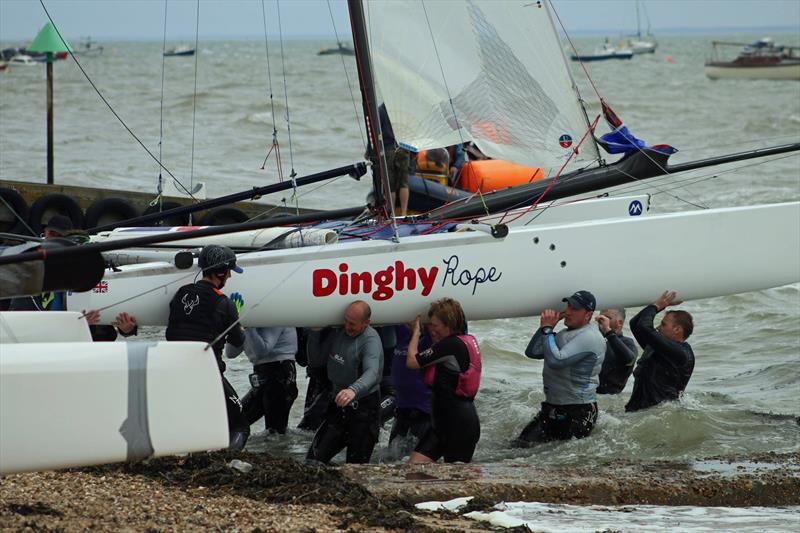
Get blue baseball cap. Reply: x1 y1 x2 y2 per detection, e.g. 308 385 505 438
562 290 596 311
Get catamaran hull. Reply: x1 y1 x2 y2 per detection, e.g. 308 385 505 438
0 340 228 475
68 203 800 328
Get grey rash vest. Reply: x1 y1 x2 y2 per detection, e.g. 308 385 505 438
526 323 606 405
318 326 383 399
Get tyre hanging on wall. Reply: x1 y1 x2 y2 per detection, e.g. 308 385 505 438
0 187 31 236
28 193 84 233
84 198 140 230
142 201 190 227
198 207 249 226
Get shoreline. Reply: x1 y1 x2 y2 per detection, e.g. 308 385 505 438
2 451 798 532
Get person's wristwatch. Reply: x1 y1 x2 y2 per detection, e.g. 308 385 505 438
541 326 554 336
603 330 615 338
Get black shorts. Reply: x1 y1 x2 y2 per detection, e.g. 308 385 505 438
514 401 598 446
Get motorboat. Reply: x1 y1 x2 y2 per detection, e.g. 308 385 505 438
8 54 38 66
318 42 355 56
705 38 800 80
571 42 634 62
164 45 195 57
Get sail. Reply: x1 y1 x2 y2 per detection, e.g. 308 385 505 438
364 0 599 169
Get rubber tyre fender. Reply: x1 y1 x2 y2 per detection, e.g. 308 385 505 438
28 193 84 233
198 207 249 226
0 187 30 235
84 197 140 230
142 201 190 227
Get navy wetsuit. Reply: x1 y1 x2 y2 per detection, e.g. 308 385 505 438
414 335 480 463
597 332 638 394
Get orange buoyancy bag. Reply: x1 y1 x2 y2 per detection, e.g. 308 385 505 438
423 334 482 399
458 159 544 193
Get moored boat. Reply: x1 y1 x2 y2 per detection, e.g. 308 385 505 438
705 38 800 80
164 45 195 57
571 42 634 62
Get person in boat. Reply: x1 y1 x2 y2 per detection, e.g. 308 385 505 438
305 300 383 464
595 308 638 395
513 290 606 447
406 298 481 463
296 326 336 431
165 244 249 451
625 291 695 413
385 323 433 460
447 143 466 185
225 325 298 435
377 103 410 217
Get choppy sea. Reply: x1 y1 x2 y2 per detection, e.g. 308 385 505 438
2 32 799 532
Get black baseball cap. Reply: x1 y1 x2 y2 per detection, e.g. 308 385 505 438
562 290 596 311
44 214 73 235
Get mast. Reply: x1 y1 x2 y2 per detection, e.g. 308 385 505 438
635 1 642 38
347 0 400 240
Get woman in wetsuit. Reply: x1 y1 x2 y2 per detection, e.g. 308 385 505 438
406 298 481 463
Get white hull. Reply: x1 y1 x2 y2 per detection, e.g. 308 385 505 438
0 336 229 475
705 63 800 80
68 202 800 327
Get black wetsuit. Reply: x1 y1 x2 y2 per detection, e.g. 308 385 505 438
166 280 249 449
297 327 336 431
597 332 638 394
625 305 695 412
414 335 480 463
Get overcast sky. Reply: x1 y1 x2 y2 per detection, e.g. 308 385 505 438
1 0 798 42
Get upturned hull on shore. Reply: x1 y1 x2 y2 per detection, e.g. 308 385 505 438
68 202 800 328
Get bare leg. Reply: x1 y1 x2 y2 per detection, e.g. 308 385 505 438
398 186 409 217
409 451 434 464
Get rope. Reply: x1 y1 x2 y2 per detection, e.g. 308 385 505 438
275 0 296 181
37 0 198 203
188 0 201 210
157 0 168 208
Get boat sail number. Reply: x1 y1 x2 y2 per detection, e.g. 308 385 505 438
312 256 502 301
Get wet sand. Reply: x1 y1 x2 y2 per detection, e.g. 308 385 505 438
1 451 798 532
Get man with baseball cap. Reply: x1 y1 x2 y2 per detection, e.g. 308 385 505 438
513 290 606 446
42 214 73 239
166 244 250 451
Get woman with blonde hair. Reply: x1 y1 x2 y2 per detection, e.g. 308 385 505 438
406 298 481 463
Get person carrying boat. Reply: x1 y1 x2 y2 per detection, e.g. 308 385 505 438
385 323 433 461
225 326 298 435
406 298 481 463
595 308 639 395
306 300 383 464
296 326 336 431
625 291 695 412
165 244 249 451
513 290 606 446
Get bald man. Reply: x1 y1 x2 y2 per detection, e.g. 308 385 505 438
306 300 384 464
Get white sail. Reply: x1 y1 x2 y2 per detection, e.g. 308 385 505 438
365 0 599 169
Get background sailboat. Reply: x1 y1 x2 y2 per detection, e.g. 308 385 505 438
628 0 658 54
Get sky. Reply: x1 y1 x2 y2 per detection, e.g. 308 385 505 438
1 0 798 43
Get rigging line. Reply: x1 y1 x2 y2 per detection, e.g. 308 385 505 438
501 114 601 225
189 0 201 199
609 164 708 209
260 0 282 180
326 0 366 151
275 0 296 179
158 0 168 205
37 0 199 203
548 0 602 101
420 0 468 190
240 175 347 224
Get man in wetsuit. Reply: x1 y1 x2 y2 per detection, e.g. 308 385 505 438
297 326 336 431
513 290 606 446
625 290 695 412
226 326 298 435
165 244 249 451
596 308 639 394
306 300 383 464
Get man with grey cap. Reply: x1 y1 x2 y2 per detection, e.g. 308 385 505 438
513 290 606 446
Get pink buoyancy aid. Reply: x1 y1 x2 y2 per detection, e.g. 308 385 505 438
423 334 482 399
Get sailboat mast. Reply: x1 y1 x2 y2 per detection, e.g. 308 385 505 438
347 0 399 231
636 0 642 38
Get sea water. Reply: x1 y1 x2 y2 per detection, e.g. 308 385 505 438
1 33 798 480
